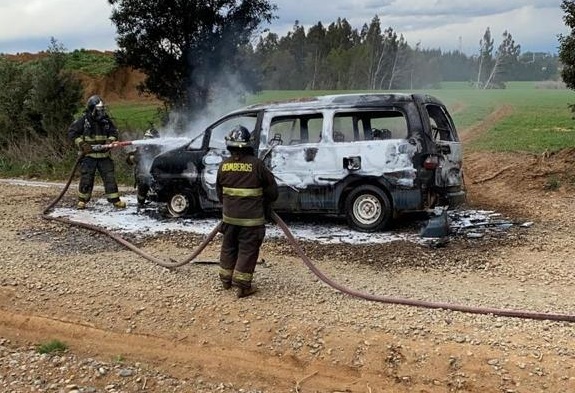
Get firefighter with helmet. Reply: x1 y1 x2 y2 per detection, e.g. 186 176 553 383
67 95 126 210
126 125 161 207
216 125 278 298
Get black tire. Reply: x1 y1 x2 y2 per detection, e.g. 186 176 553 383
345 185 392 232
167 192 194 217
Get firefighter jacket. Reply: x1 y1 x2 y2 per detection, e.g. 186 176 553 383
67 112 119 159
216 152 278 227
126 143 162 178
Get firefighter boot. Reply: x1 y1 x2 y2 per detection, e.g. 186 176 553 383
77 201 87 210
113 200 127 209
237 285 258 298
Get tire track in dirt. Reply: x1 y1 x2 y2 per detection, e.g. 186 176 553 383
0 309 369 392
460 104 514 144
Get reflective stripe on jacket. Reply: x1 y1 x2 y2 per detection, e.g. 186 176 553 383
68 113 119 159
216 152 278 227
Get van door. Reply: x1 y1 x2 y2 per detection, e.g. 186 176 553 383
425 104 465 203
200 112 259 203
259 112 335 210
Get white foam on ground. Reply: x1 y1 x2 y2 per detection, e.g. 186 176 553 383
3 179 520 245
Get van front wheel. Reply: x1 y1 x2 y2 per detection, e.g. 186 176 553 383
167 192 194 217
345 185 391 232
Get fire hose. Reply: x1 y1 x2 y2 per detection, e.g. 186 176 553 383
41 144 218 268
41 149 575 323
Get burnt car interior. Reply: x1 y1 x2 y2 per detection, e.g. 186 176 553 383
425 104 456 142
268 114 323 145
333 110 408 142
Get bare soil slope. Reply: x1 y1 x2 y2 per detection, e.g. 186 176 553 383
1 108 575 393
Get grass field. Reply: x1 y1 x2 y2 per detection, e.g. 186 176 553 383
109 101 165 132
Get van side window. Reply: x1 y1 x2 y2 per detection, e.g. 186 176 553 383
269 114 323 145
333 110 408 142
207 114 258 149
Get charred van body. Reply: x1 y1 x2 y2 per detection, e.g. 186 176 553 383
149 93 465 232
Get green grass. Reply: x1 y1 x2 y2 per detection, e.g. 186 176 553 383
434 84 575 153
470 104 575 152
37 339 68 354
108 102 165 133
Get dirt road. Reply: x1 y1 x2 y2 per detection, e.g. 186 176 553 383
1 144 575 392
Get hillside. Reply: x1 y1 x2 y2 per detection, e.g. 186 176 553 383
4 50 155 103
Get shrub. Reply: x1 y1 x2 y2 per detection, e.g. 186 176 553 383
37 339 68 354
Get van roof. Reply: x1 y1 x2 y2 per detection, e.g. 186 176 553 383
237 93 445 113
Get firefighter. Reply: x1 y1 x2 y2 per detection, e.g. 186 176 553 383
216 125 278 298
67 95 126 210
126 126 161 207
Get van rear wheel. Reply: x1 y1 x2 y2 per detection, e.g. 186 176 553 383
345 185 391 232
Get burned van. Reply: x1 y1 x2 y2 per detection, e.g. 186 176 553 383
149 93 465 232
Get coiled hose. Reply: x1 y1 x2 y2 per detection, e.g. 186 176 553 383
41 156 575 322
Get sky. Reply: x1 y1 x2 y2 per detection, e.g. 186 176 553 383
0 0 569 56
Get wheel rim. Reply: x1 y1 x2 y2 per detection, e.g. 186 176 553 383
169 194 189 216
352 194 381 225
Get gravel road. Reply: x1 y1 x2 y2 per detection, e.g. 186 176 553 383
1 176 574 393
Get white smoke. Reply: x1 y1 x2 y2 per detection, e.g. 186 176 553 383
159 71 251 141
127 71 252 175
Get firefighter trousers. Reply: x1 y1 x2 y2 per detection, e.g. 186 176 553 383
78 156 121 203
219 224 266 288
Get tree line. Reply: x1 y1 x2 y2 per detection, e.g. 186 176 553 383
247 18 559 92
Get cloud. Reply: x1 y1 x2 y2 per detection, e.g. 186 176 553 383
269 0 568 54
396 5 567 54
0 0 116 52
0 0 568 54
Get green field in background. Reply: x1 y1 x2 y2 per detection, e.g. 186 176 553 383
113 83 575 154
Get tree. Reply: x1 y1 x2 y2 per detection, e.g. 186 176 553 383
483 30 520 89
559 0 575 89
29 39 83 142
305 22 327 89
108 0 276 117
0 39 83 150
476 27 494 88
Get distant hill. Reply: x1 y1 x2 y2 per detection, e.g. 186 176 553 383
3 50 156 103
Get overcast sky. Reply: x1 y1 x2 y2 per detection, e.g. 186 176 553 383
0 0 569 55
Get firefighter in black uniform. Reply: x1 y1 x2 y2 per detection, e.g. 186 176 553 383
67 95 126 210
216 126 278 298
126 126 161 207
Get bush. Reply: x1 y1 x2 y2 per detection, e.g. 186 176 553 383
36 339 68 354
0 39 83 150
